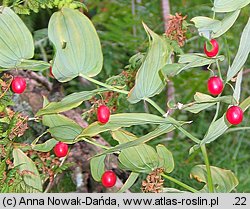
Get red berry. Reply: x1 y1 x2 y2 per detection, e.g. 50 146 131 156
97 105 110 124
53 142 68 157
207 76 223 96
49 66 54 78
11 77 26 94
204 39 219 57
226 106 243 125
101 170 116 188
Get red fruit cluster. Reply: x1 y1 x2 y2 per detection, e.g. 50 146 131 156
101 170 116 188
203 40 244 126
204 39 219 57
97 105 110 124
11 77 26 94
53 142 68 158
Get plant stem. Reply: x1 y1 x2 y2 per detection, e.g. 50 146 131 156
212 102 220 123
145 98 201 144
176 126 201 143
161 173 198 193
145 98 166 115
216 60 222 79
201 144 214 192
81 75 129 95
78 137 110 150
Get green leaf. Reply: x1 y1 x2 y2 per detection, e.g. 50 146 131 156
95 124 175 157
213 10 241 38
118 172 139 193
182 92 236 113
227 18 250 81
162 54 224 76
178 53 224 64
213 0 250 13
190 165 238 192
48 8 103 82
90 155 106 182
118 144 159 173
112 129 137 144
17 60 50 71
194 92 235 104
81 113 170 137
185 103 216 114
13 148 42 192
37 88 106 116
201 115 229 145
42 114 82 142
49 125 82 143
43 113 80 128
191 17 220 33
200 96 250 145
161 63 186 78
0 7 34 68
239 96 250 111
127 23 170 104
156 144 174 173
191 10 240 38
113 130 160 173
32 138 57 152
233 70 243 103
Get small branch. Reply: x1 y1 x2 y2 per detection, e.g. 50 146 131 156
243 69 250 75
27 71 52 91
131 0 137 36
161 173 198 193
201 144 214 193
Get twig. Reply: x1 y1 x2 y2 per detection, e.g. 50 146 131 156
27 71 52 91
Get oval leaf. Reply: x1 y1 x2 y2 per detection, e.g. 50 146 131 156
184 103 215 114
32 138 58 152
118 172 139 193
233 70 243 103
227 18 250 81
37 88 106 116
48 8 103 82
213 10 240 38
191 10 240 38
90 155 106 182
49 126 82 143
156 144 174 173
127 23 170 104
213 0 250 13
95 124 174 157
42 114 83 142
190 165 238 192
13 148 42 192
119 144 159 173
17 60 50 71
201 96 250 145
0 7 34 68
81 113 169 137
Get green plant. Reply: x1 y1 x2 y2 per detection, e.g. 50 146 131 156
0 0 250 193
